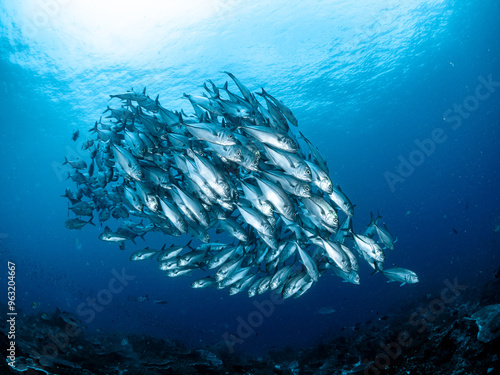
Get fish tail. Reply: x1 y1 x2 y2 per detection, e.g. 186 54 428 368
196 263 207 272
62 156 69 166
89 121 98 133
256 87 268 97
371 262 383 276
88 215 96 226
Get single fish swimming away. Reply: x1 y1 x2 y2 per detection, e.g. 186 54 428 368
62 73 417 299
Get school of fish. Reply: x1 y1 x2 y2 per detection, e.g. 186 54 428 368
62 72 418 299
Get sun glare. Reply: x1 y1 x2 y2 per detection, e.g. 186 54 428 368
17 0 219 56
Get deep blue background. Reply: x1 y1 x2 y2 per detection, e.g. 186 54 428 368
0 0 499 354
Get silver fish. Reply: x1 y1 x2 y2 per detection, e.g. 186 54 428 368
255 177 295 221
130 248 158 261
301 195 339 232
192 276 217 288
159 197 188 234
236 203 274 238
328 185 354 217
184 122 236 146
239 126 298 153
258 87 298 127
375 266 418 286
374 222 397 250
305 160 333 194
65 216 95 230
111 144 143 181
261 170 311 198
63 157 87 170
296 242 319 282
262 144 311 182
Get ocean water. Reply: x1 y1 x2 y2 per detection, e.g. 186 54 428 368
0 0 499 368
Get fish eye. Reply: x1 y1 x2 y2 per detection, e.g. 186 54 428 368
306 169 311 174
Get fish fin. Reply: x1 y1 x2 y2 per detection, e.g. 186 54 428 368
131 238 137 245
256 87 268 97
104 226 111 231
203 82 211 94
399 283 406 286
371 262 383 276
196 263 207 272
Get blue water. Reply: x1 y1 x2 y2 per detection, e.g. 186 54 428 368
1 0 499 356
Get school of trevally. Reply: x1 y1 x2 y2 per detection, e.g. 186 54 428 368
2 1 500 373
63 72 418 298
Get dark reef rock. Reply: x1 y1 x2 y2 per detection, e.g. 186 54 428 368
471 304 500 343
2 273 500 374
